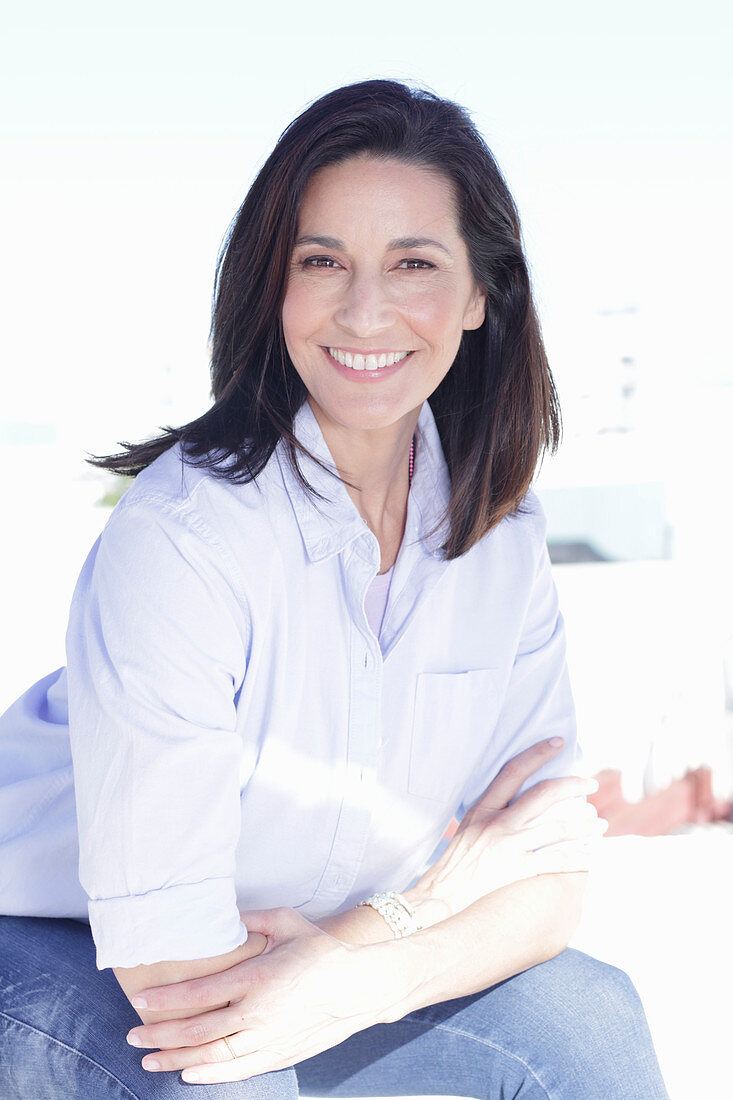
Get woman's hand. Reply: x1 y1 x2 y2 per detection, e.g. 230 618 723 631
124 907 396 1085
114 932 270 1028
406 737 606 924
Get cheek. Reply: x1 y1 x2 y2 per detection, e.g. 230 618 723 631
400 285 465 337
281 286 303 341
281 279 322 341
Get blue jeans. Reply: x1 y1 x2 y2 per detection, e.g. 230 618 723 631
0 916 669 1099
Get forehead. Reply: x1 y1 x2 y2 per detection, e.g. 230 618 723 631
297 156 458 231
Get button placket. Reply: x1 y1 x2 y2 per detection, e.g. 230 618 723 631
310 550 383 909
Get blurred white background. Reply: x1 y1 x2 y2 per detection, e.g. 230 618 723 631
1 5 732 1093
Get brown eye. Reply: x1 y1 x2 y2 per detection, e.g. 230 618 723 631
398 259 435 270
301 256 339 269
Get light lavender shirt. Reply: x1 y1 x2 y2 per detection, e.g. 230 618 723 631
0 397 588 969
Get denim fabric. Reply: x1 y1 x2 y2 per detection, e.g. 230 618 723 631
0 915 669 1099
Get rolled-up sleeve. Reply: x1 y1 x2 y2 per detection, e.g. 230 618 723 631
65 493 250 969
458 491 591 830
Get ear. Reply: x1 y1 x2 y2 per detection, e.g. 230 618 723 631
463 282 487 331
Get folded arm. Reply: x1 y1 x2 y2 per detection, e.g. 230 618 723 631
312 868 587 1015
112 490 593 1068
375 869 588 1019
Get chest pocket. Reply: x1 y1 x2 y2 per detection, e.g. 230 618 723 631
408 668 503 802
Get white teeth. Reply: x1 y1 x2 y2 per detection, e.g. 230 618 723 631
328 348 411 371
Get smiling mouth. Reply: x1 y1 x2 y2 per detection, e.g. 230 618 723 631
323 347 415 372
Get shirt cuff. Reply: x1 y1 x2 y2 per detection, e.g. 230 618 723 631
88 877 249 969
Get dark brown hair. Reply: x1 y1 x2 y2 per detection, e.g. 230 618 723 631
86 77 561 560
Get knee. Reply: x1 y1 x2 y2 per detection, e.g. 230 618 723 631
535 949 660 1082
495 949 666 1098
537 948 642 1031
565 950 647 1041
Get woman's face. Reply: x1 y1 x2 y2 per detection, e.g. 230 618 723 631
282 154 487 436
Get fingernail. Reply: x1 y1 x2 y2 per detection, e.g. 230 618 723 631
131 997 147 1008
143 1058 160 1071
547 737 564 747
127 1033 142 1046
182 1071 201 1083
585 778 599 791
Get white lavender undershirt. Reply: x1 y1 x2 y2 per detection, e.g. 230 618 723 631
364 563 395 639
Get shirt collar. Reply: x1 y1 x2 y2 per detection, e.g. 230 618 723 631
275 398 451 564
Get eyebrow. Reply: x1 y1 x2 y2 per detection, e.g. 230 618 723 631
294 234 453 258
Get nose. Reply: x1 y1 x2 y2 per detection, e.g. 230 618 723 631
333 266 398 338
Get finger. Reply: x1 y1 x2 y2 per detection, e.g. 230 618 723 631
139 1028 250 1076
521 816 608 852
529 839 600 876
181 1048 278 1085
472 774 594 828
470 738 568 814
129 956 262 1016
128 999 246 1053
524 797 599 832
495 776 597 828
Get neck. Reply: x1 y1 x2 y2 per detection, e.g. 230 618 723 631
307 397 419 534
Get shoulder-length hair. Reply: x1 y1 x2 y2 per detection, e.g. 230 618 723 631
87 77 561 560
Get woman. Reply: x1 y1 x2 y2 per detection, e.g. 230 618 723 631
0 78 669 1098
